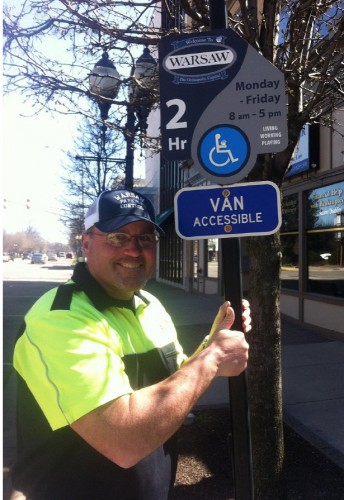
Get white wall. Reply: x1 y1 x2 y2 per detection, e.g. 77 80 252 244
281 292 344 335
304 299 344 334
280 293 299 320
145 106 161 189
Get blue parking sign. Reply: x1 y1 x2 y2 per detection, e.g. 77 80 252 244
174 182 281 239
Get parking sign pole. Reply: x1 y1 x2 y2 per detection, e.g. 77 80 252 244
222 237 254 500
208 1 254 498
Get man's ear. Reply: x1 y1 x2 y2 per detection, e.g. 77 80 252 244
81 233 89 253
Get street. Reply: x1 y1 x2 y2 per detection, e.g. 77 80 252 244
3 259 75 470
3 259 74 364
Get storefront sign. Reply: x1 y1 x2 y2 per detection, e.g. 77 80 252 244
307 181 344 228
285 124 320 178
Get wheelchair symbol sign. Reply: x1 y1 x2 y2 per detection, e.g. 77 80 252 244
198 125 250 177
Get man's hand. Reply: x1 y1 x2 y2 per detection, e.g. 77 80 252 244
209 300 252 337
204 301 251 377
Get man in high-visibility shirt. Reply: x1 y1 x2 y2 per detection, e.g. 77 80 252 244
13 189 251 500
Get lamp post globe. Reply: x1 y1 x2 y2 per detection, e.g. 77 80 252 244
134 47 157 88
89 51 121 120
128 47 157 141
129 47 157 101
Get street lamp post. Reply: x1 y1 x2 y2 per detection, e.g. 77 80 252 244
89 47 157 189
124 104 136 190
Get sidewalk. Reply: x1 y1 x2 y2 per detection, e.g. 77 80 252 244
146 280 344 470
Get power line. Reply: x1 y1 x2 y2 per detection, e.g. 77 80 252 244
3 198 62 217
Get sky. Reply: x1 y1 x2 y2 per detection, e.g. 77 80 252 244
2 94 79 244
2 93 147 245
2 3 75 244
2 3 152 246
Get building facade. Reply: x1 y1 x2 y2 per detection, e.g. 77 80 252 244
279 115 344 334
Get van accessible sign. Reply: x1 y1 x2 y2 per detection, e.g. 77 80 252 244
174 182 281 239
159 29 288 184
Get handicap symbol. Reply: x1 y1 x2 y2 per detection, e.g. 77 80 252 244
209 133 239 167
198 125 250 177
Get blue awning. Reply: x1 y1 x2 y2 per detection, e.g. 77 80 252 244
156 207 174 225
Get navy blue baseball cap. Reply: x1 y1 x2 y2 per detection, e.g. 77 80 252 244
84 189 163 234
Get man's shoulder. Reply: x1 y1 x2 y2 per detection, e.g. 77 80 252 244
138 289 163 307
137 289 173 321
26 281 81 317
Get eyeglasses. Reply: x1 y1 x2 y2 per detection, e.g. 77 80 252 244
87 231 160 249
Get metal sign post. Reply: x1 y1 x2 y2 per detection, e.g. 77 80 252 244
222 236 254 500
208 5 254 498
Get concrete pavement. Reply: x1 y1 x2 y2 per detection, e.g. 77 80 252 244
146 280 344 470
282 338 344 469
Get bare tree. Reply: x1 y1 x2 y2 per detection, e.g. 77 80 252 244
3 227 45 254
3 1 344 498
60 111 126 248
3 1 161 136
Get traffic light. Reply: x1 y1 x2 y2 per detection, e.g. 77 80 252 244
26 198 30 209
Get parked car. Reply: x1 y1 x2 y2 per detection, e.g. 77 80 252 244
22 252 32 260
58 252 66 258
31 253 47 264
66 252 73 259
47 252 58 261
3 253 10 262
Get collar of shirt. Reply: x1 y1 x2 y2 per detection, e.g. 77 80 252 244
70 262 150 312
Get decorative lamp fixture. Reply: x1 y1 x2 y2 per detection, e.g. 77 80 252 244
133 47 157 89
89 51 121 120
128 47 157 135
88 47 157 189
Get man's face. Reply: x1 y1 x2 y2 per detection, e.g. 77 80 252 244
82 221 157 300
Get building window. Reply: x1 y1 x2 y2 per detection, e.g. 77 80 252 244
306 181 344 297
193 240 199 279
281 233 299 290
281 193 299 289
307 230 344 296
205 238 219 278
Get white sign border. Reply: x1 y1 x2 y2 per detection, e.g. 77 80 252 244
174 181 282 240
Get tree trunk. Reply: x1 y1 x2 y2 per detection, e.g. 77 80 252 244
246 233 284 499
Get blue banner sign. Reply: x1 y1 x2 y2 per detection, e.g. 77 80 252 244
174 182 281 239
